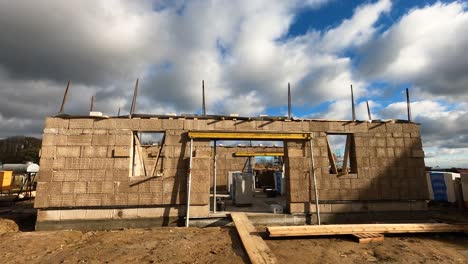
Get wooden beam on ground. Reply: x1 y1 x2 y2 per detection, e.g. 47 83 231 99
231 213 278 264
267 223 468 238
352 233 384 244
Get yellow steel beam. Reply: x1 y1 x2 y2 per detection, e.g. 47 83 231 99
188 131 311 140
234 152 284 157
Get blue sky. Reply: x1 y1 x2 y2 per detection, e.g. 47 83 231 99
0 0 467 168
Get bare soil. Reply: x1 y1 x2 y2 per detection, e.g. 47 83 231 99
1 201 468 264
0 227 248 264
1 224 467 264
264 231 468 263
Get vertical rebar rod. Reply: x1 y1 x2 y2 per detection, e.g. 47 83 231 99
90 96 94 112
59 80 71 113
309 135 320 225
186 138 194 227
288 83 292 119
130 78 139 118
406 88 412 122
366 100 372 121
351 84 356 121
202 80 206 116
117 107 121 117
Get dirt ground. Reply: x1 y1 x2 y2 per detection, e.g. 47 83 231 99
264 231 468 263
0 226 248 264
1 224 468 263
1 201 468 263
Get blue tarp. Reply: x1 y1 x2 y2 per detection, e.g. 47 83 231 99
429 172 448 202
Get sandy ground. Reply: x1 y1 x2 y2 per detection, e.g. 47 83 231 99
264 232 468 263
1 201 468 263
0 227 248 264
1 223 468 263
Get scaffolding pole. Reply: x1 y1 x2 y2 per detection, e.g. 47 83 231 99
186 138 194 227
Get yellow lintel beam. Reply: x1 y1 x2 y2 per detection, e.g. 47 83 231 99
188 131 311 140
234 152 284 157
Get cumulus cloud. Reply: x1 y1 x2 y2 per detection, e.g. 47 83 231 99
0 0 467 167
360 1 468 101
0 0 389 132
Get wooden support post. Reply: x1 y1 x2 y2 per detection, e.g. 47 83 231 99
341 135 351 174
150 136 165 176
59 80 71 113
326 138 338 174
133 134 146 176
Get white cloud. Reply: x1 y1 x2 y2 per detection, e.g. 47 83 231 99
360 1 468 101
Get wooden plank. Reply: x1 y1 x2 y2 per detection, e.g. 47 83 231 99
231 213 278 264
134 135 147 176
326 138 338 174
267 223 468 237
341 135 351 174
352 233 384 244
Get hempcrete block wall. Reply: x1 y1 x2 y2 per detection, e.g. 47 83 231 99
35 116 429 217
35 117 211 213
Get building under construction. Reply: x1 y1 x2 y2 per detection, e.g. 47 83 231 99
34 113 429 230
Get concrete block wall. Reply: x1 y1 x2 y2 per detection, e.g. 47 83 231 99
36 116 429 223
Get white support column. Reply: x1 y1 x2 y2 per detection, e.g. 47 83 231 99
213 140 217 213
309 135 321 225
186 138 194 227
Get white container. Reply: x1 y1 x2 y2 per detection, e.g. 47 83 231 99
427 171 460 203
460 174 468 207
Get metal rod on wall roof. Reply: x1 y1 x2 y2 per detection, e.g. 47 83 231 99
59 80 71 113
129 78 139 118
351 84 356 121
90 96 94 112
117 107 120 117
406 88 412 122
288 82 292 119
366 100 372 121
202 80 206 116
